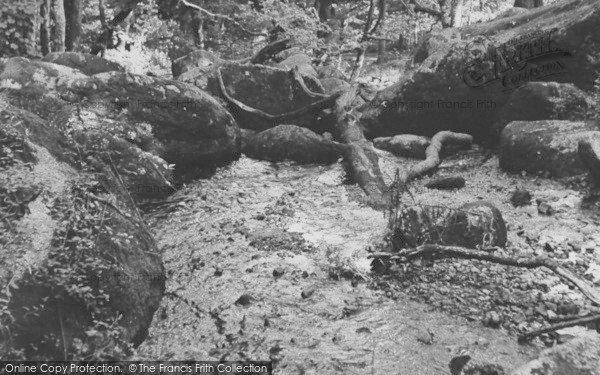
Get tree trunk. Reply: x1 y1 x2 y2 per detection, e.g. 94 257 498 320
40 0 51 56
52 0 66 52
315 0 334 21
350 48 365 81
376 40 386 64
64 0 82 51
450 0 465 27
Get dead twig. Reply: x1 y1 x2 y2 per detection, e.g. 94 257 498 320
518 313 600 342
371 244 600 306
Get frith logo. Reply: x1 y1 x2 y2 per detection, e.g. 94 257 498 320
462 28 572 90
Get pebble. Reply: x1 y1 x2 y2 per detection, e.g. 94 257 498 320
273 268 285 278
483 311 502 328
235 294 254 306
415 328 434 345
301 285 316 299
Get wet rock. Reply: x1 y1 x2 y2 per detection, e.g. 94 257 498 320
500 120 600 178
390 201 506 249
360 0 600 144
444 201 508 248
510 189 532 207
492 81 591 138
450 354 471 375
277 53 318 77
319 77 351 94
1 57 241 182
42 52 124 75
511 332 600 375
578 133 600 184
242 124 345 164
207 63 325 131
484 311 503 328
373 134 430 158
0 104 164 359
425 176 466 190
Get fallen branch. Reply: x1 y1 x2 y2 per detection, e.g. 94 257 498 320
332 87 390 209
372 244 600 306
395 131 473 186
217 68 341 126
518 314 600 342
180 0 267 37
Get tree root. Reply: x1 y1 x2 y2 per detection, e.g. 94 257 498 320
370 244 600 340
216 68 341 126
396 131 473 185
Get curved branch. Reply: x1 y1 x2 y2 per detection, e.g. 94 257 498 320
180 0 267 37
290 67 329 99
217 68 342 123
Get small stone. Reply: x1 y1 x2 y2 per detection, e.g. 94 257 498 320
273 268 285 278
415 328 434 345
510 188 532 207
544 243 554 252
484 311 502 328
537 201 554 215
301 286 316 299
255 214 266 220
425 176 466 190
302 271 309 278
235 294 254 306
214 266 223 276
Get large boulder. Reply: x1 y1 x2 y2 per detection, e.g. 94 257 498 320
277 53 318 77
0 103 164 359
242 124 344 164
1 57 241 182
42 52 125 76
390 201 507 250
172 49 226 88
578 133 600 184
206 63 326 131
444 201 507 248
492 81 591 138
511 332 600 375
500 120 600 177
360 0 600 144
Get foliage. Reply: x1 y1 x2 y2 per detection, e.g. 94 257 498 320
0 0 40 57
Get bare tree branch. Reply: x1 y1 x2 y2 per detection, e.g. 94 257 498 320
180 0 267 37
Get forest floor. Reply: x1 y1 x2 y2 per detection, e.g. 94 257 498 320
136 147 600 374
